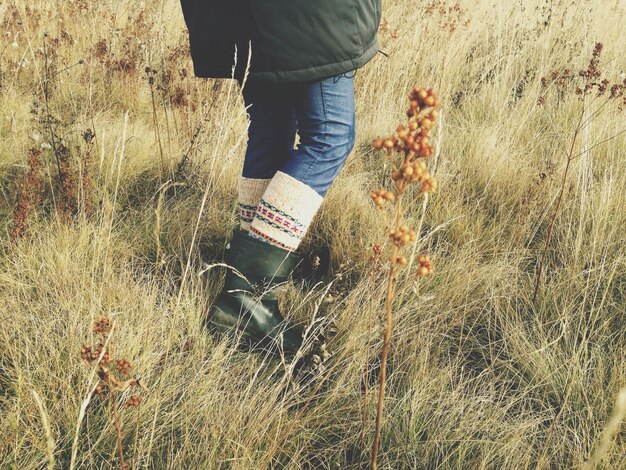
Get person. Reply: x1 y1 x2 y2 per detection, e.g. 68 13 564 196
179 0 382 356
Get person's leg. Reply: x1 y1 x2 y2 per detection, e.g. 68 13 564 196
238 79 297 231
249 71 356 251
207 74 354 354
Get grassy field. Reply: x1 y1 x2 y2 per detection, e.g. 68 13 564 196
1 0 625 468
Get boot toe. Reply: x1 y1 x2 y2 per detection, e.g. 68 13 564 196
275 324 305 355
205 295 261 343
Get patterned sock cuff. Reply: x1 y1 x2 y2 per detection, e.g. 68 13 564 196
237 176 271 231
249 171 323 251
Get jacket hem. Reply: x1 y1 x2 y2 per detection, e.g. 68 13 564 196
248 35 380 84
190 35 380 84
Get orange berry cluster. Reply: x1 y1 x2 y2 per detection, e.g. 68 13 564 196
396 256 408 266
368 86 438 282
420 175 438 193
372 86 440 197
373 87 439 160
389 159 438 193
416 255 433 278
392 159 426 182
388 224 417 247
370 188 395 207
409 87 441 112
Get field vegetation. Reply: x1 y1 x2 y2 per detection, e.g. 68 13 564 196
0 0 625 468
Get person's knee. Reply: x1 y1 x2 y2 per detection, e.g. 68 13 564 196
332 117 356 166
299 120 355 161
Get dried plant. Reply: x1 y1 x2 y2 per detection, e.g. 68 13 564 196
1 2 624 468
145 67 166 180
368 86 439 468
79 128 96 215
424 1 471 33
378 18 399 40
10 147 43 240
533 42 626 302
80 316 147 470
37 32 90 222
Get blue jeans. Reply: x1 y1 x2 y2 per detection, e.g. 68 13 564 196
239 72 356 197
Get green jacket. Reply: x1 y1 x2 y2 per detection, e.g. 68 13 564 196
180 0 382 84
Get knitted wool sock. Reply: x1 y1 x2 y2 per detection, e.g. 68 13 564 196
237 176 271 232
249 171 323 252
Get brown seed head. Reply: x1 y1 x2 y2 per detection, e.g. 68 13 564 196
93 316 112 335
117 359 132 376
123 394 142 410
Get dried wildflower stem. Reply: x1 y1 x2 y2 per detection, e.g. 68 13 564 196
368 87 438 468
532 107 583 303
70 323 116 470
358 334 370 453
371 242 398 469
370 190 403 470
146 68 166 181
111 401 126 466
533 42 626 302
131 402 142 470
107 334 126 469
78 316 144 470
41 35 65 194
532 100 622 303
110 385 127 470
10 148 43 240
533 105 587 465
361 223 391 452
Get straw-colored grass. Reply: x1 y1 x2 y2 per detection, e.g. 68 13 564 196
1 0 624 468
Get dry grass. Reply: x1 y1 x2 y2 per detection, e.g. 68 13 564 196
1 0 625 468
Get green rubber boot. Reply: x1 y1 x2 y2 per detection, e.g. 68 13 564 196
205 228 305 355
